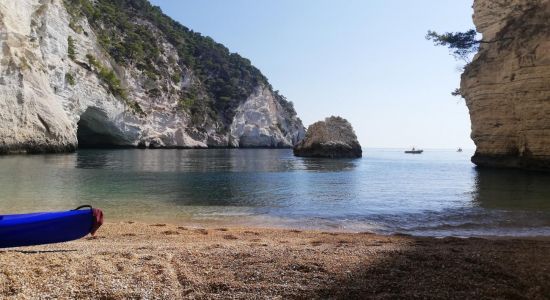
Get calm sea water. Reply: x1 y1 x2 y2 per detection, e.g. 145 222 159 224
1 148 549 237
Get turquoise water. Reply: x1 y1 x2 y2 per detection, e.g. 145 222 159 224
1 148 549 237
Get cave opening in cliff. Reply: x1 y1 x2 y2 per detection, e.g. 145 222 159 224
77 107 128 149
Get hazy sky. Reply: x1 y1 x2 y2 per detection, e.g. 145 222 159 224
150 0 476 149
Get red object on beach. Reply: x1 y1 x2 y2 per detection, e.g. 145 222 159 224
91 208 104 236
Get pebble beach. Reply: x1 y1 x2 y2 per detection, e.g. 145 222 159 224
1 222 549 299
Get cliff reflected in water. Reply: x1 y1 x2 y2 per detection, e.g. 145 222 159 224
72 149 357 211
471 168 550 211
74 149 358 173
1 148 549 236
298 158 358 172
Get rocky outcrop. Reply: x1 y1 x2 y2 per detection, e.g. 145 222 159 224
293 116 362 158
0 0 304 153
461 0 550 170
229 86 304 147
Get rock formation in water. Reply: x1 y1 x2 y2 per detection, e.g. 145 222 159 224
0 0 305 153
293 116 362 158
461 0 550 170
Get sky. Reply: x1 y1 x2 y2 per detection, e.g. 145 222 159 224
150 0 476 149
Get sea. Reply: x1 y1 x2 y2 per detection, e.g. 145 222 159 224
1 148 549 237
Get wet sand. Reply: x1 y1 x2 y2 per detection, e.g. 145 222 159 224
1 222 549 299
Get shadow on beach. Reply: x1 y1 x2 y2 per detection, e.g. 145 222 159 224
310 236 550 299
1 223 549 299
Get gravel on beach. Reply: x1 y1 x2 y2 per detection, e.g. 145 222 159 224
0 222 549 299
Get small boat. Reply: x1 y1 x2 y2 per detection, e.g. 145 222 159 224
457 148 463 152
405 147 423 154
0 205 103 248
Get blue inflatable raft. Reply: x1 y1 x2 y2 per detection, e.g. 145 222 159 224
0 205 103 248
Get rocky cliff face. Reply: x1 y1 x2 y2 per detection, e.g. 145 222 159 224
462 0 550 170
0 0 304 153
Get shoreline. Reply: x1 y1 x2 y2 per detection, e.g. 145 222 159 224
0 146 297 156
90 215 550 239
1 221 549 299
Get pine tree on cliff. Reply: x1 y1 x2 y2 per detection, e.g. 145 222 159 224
426 30 479 62
426 29 511 96
426 29 511 62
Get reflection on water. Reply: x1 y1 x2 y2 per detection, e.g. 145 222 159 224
75 149 316 173
0 148 549 236
76 151 109 169
300 158 358 172
472 168 550 211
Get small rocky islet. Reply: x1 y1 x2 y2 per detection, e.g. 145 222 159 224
0 0 550 299
293 116 362 158
1 0 549 170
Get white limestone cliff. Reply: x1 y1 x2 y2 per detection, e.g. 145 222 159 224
0 0 304 153
229 86 304 147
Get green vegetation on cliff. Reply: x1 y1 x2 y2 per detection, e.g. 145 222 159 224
426 29 481 97
67 36 76 60
86 53 145 116
426 30 479 62
65 72 75 86
63 0 296 128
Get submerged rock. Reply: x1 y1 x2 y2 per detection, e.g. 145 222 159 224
293 116 362 158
